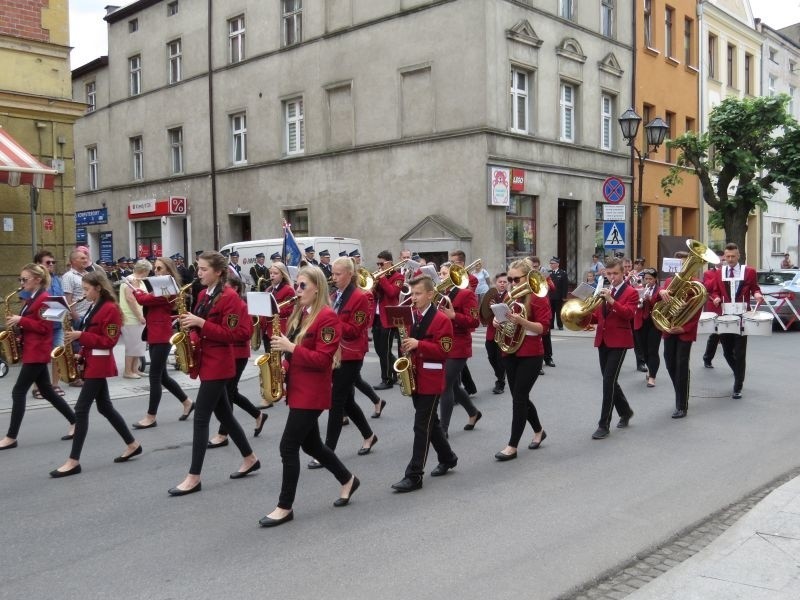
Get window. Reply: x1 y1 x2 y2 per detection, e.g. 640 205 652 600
601 94 613 150
601 0 614 38
685 116 695 133
684 18 693 65
285 97 305 155
790 86 796 115
506 195 536 261
282 0 302 46
231 113 247 164
643 103 653 126
85 81 96 113
658 207 673 236
664 111 675 162
559 0 573 21
167 1 178 16
769 75 776 97
130 136 144 181
129 55 141 96
510 69 530 134
771 222 784 254
87 146 98 191
727 44 736 87
284 208 309 236
664 7 674 58
168 127 183 174
744 53 753 94
708 34 717 79
560 83 575 143
167 39 182 84
791 61 797 74
128 19 138 33
643 0 652 48
228 15 245 64
769 48 778 63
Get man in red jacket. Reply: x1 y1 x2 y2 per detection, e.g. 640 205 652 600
372 250 404 390
392 275 458 493
591 258 639 439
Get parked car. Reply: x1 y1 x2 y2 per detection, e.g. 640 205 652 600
750 269 800 329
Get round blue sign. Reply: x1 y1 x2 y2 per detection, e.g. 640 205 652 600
603 176 625 204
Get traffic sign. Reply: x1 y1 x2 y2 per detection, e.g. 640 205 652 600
603 222 625 248
603 205 626 221
602 176 625 204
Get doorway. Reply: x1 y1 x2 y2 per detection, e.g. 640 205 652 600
557 199 579 285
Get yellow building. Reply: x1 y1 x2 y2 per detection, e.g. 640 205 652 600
0 0 85 290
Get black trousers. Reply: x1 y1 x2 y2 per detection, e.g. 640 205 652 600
278 408 352 509
485 339 505 385
663 337 692 411
190 379 252 475
550 298 564 330
439 357 478 434
461 364 477 394
597 345 633 430
372 322 396 383
704 333 720 361
7 362 75 439
354 371 381 405
405 394 457 482
147 343 188 415
218 358 262 436
542 332 553 361
503 355 544 448
634 319 662 378
69 378 134 460
325 360 373 451
720 333 748 392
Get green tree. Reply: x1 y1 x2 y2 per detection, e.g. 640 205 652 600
661 95 800 263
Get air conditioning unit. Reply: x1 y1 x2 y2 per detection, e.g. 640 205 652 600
51 158 65 173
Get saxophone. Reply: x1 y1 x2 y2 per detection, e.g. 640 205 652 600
169 284 196 374
250 316 262 351
255 296 297 404
392 318 416 396
0 288 22 364
51 312 80 382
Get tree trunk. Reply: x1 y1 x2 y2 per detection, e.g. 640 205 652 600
723 207 750 264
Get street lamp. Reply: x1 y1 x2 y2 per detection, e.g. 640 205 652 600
618 108 669 261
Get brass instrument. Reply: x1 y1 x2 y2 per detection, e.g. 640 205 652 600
356 267 374 292
561 276 609 332
432 264 470 307
250 316 261 351
255 276 269 292
495 272 548 353
0 288 22 364
51 307 81 382
465 259 483 274
169 283 196 374
392 318 416 396
652 239 720 332
255 296 298 404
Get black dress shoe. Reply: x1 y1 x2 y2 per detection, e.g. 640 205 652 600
0 440 19 450
357 435 378 456
617 411 634 428
732 391 743 400
372 381 392 391
703 359 714 368
463 411 482 431
637 364 648 372
60 434 74 441
254 413 268 437
592 428 610 440
132 421 157 430
230 459 261 479
207 438 229 449
307 459 322 469
545 359 556 367
168 482 201 496
528 430 547 450
50 464 81 478
371 399 387 418
494 451 517 461
671 409 687 419
539 369 545 376
492 384 505 395
342 417 350 426
259 511 293 527
333 476 360 507
430 459 457 477
391 477 423 493
178 402 195 421
113 445 142 463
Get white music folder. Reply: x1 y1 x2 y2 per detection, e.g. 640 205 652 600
41 296 69 321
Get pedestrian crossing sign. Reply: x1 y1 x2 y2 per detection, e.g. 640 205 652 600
603 222 625 249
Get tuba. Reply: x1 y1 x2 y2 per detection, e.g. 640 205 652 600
495 271 548 353
651 239 720 332
51 309 81 382
0 288 22 364
255 296 298 405
392 317 416 396
169 283 196 374
561 276 609 331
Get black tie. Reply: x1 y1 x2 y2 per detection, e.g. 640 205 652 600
728 266 734 278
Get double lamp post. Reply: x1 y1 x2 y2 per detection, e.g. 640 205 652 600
617 108 670 262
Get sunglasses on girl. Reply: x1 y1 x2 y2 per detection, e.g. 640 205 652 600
296 282 307 290
508 276 524 284
18 277 30 283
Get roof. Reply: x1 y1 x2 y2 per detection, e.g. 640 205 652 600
72 56 109 78
0 126 58 190
104 0 163 24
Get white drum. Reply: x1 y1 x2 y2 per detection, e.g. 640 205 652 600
722 302 747 315
698 312 718 335
742 311 773 336
716 314 742 335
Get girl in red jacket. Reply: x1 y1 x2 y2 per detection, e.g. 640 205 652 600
50 272 141 477
0 264 75 450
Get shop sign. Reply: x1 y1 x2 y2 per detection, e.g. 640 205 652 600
99 231 113 263
75 208 108 225
511 169 525 192
488 167 510 207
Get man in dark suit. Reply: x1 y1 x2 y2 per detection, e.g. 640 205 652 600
318 250 333 281
229 250 242 275
708 243 763 399
548 257 568 333
249 252 269 291
304 246 319 265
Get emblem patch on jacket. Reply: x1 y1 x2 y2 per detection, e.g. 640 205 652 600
395 279 404 287
321 326 335 343
227 314 239 328
354 310 366 325
106 324 119 338
440 336 453 352
470 307 479 319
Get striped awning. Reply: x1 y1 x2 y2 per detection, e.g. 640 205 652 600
0 126 58 190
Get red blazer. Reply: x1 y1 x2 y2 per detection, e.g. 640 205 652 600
18 290 53 363
447 287 479 359
411 307 453 395
593 283 638 349
504 293 551 358
194 287 250 381
334 284 369 361
233 296 252 360
133 290 175 344
660 277 701 342
483 289 508 342
259 282 296 335
375 271 404 328
78 300 122 378
702 269 721 314
633 284 659 330
710 265 762 305
284 306 341 410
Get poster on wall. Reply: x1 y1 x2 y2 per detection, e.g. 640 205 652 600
99 231 113 263
488 167 511 207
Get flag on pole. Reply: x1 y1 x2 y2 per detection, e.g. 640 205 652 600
282 220 302 267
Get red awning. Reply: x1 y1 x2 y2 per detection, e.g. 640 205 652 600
0 126 58 190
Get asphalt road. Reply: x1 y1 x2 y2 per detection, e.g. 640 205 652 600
1 330 798 600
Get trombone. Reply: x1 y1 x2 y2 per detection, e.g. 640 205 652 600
356 259 408 292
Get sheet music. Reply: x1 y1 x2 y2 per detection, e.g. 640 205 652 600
41 295 69 321
491 303 510 323
246 292 275 317
146 275 179 297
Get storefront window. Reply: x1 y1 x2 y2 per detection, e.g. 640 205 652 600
505 195 536 262
658 206 673 236
135 219 162 258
